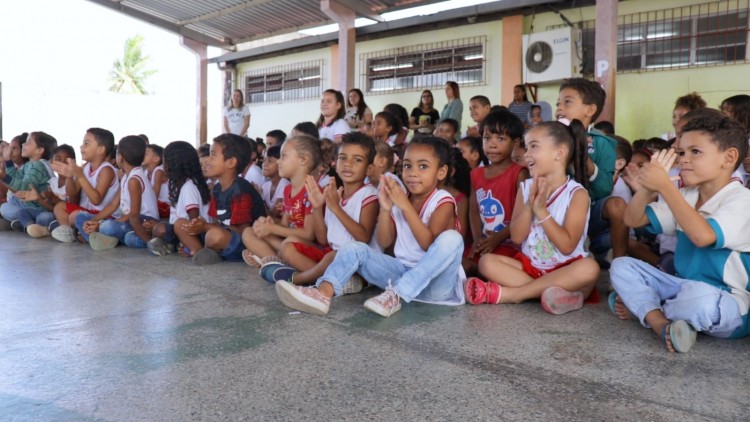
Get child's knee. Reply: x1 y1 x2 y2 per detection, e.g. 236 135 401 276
280 241 298 259
604 197 626 219
153 223 167 238
205 227 228 249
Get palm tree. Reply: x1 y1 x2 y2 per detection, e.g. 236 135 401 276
108 35 157 95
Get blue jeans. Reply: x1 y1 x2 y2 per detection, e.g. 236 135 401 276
610 257 747 338
0 195 24 221
75 213 155 248
316 230 465 304
17 208 55 229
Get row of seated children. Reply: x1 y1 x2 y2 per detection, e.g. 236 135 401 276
2 83 748 354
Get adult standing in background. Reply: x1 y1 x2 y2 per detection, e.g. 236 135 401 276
409 89 440 138
440 81 463 131
223 89 251 137
344 88 373 131
508 84 532 128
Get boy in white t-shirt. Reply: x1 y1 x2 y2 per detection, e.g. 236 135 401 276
260 145 289 221
76 136 158 250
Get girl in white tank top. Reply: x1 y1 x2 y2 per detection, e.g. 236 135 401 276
467 120 600 315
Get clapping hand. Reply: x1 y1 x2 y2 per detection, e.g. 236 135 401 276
304 175 325 209
182 217 207 235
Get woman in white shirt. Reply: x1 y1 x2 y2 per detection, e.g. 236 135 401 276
223 89 251 137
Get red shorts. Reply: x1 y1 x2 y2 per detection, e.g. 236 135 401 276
293 242 333 263
65 202 98 215
157 201 170 219
463 242 519 263
514 252 583 279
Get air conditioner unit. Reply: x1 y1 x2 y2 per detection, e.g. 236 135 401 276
522 27 582 84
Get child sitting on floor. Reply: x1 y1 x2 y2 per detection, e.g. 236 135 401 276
75 135 159 250
466 120 600 315
241 134 321 266
260 145 289 221
143 144 170 219
0 132 57 232
610 109 750 353
146 141 211 256
263 133 379 287
50 128 119 243
178 134 267 265
276 137 465 317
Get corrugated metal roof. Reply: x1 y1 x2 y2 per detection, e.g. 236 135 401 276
86 0 449 49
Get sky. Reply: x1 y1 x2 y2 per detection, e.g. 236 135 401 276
0 0 223 147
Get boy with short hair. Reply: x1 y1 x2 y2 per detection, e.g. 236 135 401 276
50 128 119 242
75 135 159 250
178 133 266 265
557 78 627 265
0 131 57 231
465 95 491 138
434 118 459 145
266 129 286 147
611 109 750 352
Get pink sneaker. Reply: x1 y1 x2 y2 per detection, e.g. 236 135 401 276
364 286 401 317
276 281 331 316
541 286 584 315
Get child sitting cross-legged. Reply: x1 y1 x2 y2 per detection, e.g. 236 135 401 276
177 134 267 265
75 135 159 250
0 132 58 233
466 120 600 314
276 137 466 317
241 135 322 267
261 133 379 288
50 128 119 243
145 141 211 256
610 109 750 353
260 145 289 221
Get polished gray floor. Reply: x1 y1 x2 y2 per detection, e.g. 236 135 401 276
1 234 747 421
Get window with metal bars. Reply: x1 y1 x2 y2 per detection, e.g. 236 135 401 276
242 60 323 104
549 0 749 75
360 36 486 94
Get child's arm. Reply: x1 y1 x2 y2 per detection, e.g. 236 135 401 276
153 169 167 200
534 185 590 256
386 177 454 251
509 187 532 244
55 159 116 206
638 149 716 247
91 190 121 222
124 178 152 242
455 196 469 239
304 175 329 245
267 214 316 241
587 136 616 200
325 179 378 243
376 182 396 249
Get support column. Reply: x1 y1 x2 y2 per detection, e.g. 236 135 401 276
322 0 355 92
595 0 618 124
180 37 208 145
501 15 524 106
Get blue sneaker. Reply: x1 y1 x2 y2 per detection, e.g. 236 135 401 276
272 266 296 283
260 262 285 283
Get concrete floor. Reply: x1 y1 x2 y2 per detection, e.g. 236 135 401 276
1 234 748 422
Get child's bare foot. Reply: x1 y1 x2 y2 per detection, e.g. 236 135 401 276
608 291 632 320
242 250 263 268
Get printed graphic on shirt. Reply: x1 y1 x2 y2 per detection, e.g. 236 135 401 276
476 189 506 233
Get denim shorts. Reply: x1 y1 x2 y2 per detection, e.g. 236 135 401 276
588 196 612 254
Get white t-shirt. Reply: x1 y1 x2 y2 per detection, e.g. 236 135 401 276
392 189 455 268
224 105 251 136
611 176 632 203
80 162 119 212
325 184 378 250
169 179 210 224
318 119 349 141
49 176 67 201
261 178 290 209
243 164 265 190
149 165 170 203
120 166 158 219
520 177 589 270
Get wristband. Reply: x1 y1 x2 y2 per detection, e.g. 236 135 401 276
535 214 553 226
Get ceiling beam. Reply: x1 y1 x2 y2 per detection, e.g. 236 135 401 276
176 0 276 26
85 0 236 49
334 0 385 22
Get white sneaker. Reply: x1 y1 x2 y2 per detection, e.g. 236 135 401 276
341 274 365 295
51 225 77 243
363 285 401 317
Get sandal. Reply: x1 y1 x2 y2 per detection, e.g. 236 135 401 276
661 320 697 353
607 291 632 320
465 277 501 305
